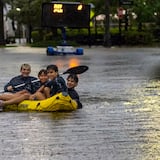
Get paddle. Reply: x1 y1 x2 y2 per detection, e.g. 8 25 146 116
62 65 89 75
0 65 89 93
0 79 40 93
13 79 40 89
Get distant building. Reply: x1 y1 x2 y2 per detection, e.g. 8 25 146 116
3 4 15 43
3 4 26 44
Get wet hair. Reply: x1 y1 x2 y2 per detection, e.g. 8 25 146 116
38 69 47 77
67 74 79 83
46 64 58 72
20 64 31 71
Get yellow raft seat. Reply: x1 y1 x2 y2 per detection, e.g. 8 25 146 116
3 92 78 112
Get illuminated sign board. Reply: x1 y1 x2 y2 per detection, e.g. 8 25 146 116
53 4 63 13
42 2 90 28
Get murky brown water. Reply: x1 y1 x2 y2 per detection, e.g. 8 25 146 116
0 46 160 159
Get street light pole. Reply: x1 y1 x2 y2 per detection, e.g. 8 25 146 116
103 0 110 47
27 0 32 44
16 8 21 44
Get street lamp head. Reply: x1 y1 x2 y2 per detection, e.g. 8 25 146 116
16 8 21 12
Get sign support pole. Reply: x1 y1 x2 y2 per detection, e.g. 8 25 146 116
103 0 110 47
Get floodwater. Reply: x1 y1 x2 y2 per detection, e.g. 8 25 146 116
0 46 160 159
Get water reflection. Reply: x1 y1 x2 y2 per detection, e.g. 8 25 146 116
0 112 80 159
68 58 80 68
124 80 160 160
50 57 80 71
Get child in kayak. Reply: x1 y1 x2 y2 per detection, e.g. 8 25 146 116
67 74 82 109
29 69 48 100
33 64 68 100
0 69 48 108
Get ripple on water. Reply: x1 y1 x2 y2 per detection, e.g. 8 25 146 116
124 80 160 160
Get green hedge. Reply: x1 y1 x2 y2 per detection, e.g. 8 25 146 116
123 30 154 45
31 28 156 46
32 30 43 42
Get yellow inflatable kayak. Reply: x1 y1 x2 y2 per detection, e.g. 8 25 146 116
4 93 78 112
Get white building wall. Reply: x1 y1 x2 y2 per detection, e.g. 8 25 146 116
3 4 15 39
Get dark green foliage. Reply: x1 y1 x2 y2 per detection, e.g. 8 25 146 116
123 30 154 45
2 0 160 46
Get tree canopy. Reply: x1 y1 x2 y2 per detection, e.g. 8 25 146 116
3 0 160 30
1 0 160 44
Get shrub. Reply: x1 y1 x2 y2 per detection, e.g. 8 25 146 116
123 30 153 45
32 30 43 43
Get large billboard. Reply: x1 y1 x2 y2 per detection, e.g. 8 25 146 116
42 2 90 28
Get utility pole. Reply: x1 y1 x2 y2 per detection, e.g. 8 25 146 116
0 0 5 45
27 0 32 44
103 0 110 47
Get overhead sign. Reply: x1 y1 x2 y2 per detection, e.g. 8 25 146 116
119 0 134 5
42 2 90 28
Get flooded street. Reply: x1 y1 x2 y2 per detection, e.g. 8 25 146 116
0 46 160 159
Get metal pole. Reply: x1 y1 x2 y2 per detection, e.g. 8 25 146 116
118 0 122 46
103 0 110 47
27 0 32 44
119 18 122 46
